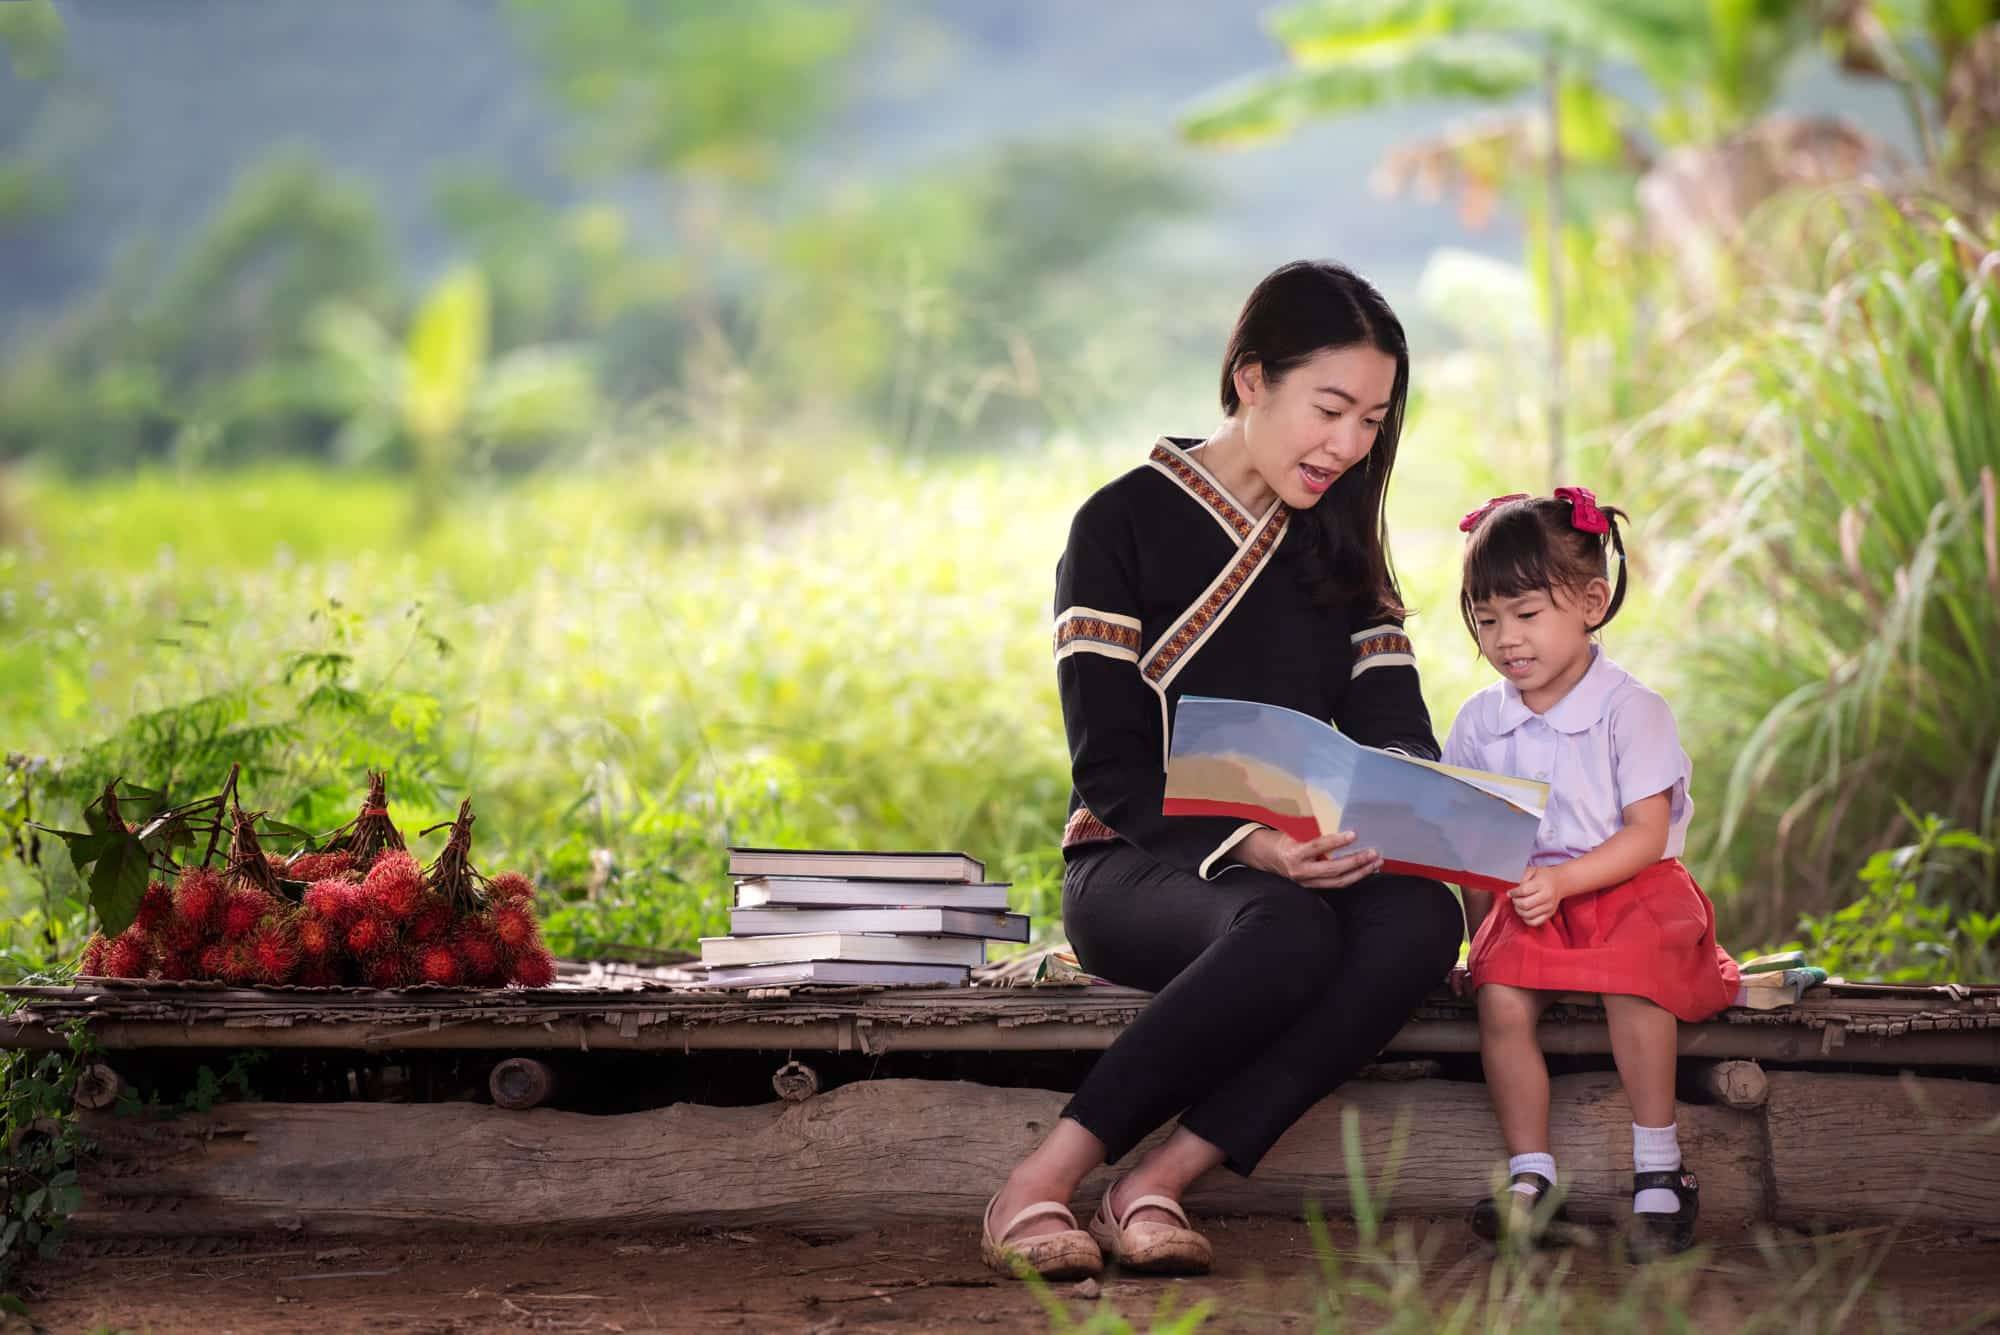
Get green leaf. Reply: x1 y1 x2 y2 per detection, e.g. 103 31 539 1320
1181 36 1540 146
259 820 318 851
402 265 490 447
1270 0 1461 62
1555 75 1627 166
86 830 152 936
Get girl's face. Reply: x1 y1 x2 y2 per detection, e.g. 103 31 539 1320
1234 344 1396 510
1470 579 1611 709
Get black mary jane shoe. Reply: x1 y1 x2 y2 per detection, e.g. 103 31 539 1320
1626 1169 1700 1259
1470 1172 1583 1248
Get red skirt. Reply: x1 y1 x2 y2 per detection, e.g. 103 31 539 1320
1467 858 1740 1023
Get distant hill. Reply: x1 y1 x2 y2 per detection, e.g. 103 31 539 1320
0 0 1915 344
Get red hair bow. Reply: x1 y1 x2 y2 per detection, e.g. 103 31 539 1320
1554 486 1609 534
1458 493 1528 533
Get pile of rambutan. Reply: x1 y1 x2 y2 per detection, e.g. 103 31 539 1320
78 774 556 990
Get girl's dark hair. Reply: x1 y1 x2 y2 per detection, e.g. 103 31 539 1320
1222 260 1411 618
1458 496 1630 640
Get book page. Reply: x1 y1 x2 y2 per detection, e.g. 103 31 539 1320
1389 754 1547 818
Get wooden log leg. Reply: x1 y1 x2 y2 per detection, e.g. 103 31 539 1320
69 1074 1773 1239
1765 1071 2000 1231
488 1058 557 1111
1693 1059 1769 1110
73 1062 126 1112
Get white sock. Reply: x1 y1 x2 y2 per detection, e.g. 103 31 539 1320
1507 1152 1556 1198
1633 1122 1681 1213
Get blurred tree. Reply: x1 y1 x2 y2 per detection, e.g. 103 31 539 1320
0 0 69 234
314 264 597 504
1827 0 2000 205
0 153 395 470
1180 0 1825 482
770 142 1200 449
505 0 864 183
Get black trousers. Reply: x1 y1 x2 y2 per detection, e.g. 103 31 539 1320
1060 841 1463 1175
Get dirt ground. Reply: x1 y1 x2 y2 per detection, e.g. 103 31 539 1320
17 1215 2000 1334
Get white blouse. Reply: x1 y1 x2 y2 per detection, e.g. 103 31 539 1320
1444 648 1692 868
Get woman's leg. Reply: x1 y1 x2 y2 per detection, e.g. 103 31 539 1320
1476 982 1555 1155
988 845 1344 1239
1601 993 1677 1127
1174 873 1464 1171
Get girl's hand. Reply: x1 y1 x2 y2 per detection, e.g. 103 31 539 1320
1508 864 1571 927
1447 964 1473 998
1240 828 1383 889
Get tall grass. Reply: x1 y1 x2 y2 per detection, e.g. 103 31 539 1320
1664 195 2000 940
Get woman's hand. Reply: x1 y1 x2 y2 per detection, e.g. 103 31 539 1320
1508 863 1574 927
1239 828 1382 889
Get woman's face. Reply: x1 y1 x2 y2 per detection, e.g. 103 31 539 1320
1234 344 1397 510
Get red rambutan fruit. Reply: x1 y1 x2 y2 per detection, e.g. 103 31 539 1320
198 941 234 980
157 950 197 982
491 902 540 956
161 914 207 957
218 944 257 986
486 871 535 904
363 849 425 920
363 949 412 990
296 961 340 988
509 944 557 989
286 850 357 883
345 911 395 958
417 945 461 987
134 879 174 933
79 934 110 976
303 877 360 925
454 920 505 985
220 887 279 941
296 915 336 960
174 867 225 930
105 930 152 979
406 897 453 944
246 921 299 985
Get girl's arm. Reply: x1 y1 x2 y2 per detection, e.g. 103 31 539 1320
1461 886 1494 936
1509 791 1671 927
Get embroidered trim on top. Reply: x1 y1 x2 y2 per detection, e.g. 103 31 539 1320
1062 806 1119 848
1141 505 1290 690
1054 606 1142 663
1146 440 1254 542
1198 822 1267 880
1350 624 1416 678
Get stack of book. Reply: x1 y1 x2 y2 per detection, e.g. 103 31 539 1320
1731 950 1829 1011
699 847 1027 989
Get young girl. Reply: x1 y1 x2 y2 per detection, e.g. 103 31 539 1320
1446 488 1738 1257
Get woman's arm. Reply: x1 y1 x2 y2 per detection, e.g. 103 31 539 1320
1331 606 1438 760
1055 497 1265 877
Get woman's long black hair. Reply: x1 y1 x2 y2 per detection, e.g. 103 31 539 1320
1221 260 1411 617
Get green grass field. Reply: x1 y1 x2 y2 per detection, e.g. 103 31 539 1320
0 418 1702 966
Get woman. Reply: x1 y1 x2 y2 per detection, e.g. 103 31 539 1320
981 261 1464 1279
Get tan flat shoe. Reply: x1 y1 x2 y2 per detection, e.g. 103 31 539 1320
1089 1180 1213 1275
981 1193 1104 1281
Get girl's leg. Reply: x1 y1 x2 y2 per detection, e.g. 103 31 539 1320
1601 993 1677 1126
1603 993 1684 1215
1476 982 1555 1153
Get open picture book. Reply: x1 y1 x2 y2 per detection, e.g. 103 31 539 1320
1163 695 1547 892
